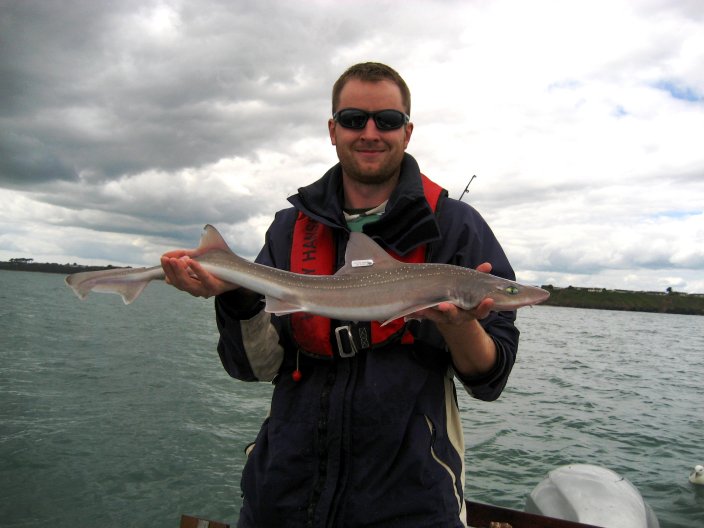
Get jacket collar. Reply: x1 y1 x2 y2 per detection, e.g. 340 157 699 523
288 153 443 255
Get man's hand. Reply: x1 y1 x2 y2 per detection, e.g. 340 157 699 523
407 262 498 377
161 251 238 298
410 297 494 326
407 262 494 324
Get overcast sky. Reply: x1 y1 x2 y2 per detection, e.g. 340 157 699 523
1 0 703 293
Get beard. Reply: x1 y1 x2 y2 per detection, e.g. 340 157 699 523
336 142 405 187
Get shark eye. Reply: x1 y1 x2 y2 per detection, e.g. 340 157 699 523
504 286 519 295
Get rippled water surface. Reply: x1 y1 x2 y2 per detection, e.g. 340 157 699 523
1 270 702 527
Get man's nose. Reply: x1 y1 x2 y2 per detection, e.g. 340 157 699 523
359 117 381 138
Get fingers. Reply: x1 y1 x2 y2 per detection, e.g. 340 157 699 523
473 298 495 320
161 255 210 297
408 298 496 326
161 255 192 287
187 259 231 296
161 249 195 259
476 262 492 273
161 254 239 299
409 303 465 326
404 262 496 325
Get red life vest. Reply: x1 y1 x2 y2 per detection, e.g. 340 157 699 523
290 174 444 358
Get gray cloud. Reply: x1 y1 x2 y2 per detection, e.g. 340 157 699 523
0 130 78 184
0 0 472 186
0 0 703 293
0 0 341 185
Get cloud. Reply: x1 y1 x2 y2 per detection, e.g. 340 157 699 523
1 0 703 293
0 0 339 184
0 131 78 184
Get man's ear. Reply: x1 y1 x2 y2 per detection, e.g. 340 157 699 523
403 122 414 149
328 118 336 145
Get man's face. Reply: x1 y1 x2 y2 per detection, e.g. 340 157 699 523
328 79 413 187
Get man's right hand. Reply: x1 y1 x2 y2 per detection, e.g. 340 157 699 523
161 251 239 298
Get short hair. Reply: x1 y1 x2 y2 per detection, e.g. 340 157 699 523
331 62 411 116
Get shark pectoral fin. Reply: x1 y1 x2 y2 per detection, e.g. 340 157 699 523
380 301 450 326
93 282 150 305
264 296 303 315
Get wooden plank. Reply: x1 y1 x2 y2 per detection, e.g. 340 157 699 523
179 514 230 528
466 500 602 528
179 501 603 528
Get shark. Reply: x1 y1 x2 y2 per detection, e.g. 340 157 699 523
65 224 549 324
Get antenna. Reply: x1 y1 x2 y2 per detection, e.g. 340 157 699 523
458 175 476 202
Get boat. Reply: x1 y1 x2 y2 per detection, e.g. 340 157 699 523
524 464 660 528
179 464 659 528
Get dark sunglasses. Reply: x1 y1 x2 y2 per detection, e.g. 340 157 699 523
333 108 410 130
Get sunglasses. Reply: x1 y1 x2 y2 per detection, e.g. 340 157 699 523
333 108 410 130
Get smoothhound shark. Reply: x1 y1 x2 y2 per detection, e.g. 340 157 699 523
65 224 549 324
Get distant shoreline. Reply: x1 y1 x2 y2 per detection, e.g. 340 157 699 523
0 261 125 275
540 285 704 316
2 261 703 316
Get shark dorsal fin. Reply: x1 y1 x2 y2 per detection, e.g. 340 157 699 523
197 224 233 254
335 232 401 275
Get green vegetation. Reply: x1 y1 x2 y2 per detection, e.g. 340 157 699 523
0 260 119 274
541 285 704 316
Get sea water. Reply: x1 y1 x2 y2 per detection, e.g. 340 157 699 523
0 270 702 527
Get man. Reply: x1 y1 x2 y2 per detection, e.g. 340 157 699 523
162 62 519 528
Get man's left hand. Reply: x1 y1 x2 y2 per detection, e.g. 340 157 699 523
407 262 494 325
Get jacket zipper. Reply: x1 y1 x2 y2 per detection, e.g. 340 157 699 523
306 364 337 527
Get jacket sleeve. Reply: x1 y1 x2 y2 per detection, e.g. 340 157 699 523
434 198 521 401
214 211 295 382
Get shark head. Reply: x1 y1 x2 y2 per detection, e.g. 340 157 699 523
459 273 550 311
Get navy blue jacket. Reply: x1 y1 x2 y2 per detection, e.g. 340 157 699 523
215 154 520 527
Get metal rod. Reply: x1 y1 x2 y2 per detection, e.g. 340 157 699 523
458 175 476 201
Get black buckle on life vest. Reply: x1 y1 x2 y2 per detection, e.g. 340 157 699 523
334 322 373 357
334 325 358 357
